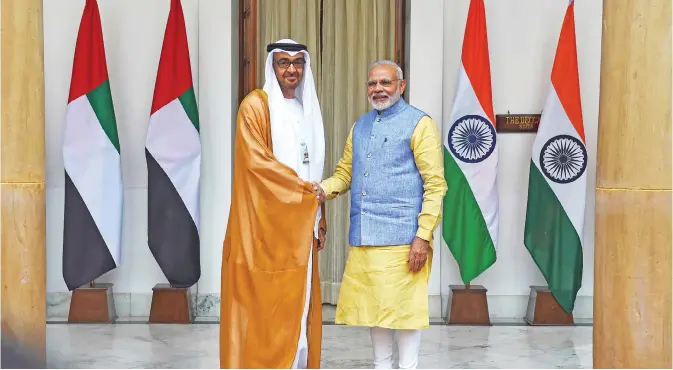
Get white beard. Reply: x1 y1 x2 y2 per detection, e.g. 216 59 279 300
369 89 402 111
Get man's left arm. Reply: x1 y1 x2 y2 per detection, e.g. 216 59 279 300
411 116 449 244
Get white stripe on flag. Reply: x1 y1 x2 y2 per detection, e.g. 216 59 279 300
531 86 587 245
146 98 201 229
445 65 499 247
63 95 123 264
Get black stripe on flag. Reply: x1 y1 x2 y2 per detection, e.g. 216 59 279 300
63 171 117 291
146 149 200 288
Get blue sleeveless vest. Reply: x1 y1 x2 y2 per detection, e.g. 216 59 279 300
349 98 428 246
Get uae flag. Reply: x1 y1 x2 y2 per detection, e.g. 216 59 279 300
145 0 201 288
524 0 586 313
442 0 498 284
62 0 122 290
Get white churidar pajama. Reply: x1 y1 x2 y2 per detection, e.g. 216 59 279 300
370 327 422 369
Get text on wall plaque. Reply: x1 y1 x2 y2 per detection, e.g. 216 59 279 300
495 114 541 133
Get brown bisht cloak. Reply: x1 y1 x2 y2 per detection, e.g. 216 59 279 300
220 89 324 368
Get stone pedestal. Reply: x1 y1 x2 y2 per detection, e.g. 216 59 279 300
148 284 194 324
524 286 574 326
445 285 490 325
68 283 116 323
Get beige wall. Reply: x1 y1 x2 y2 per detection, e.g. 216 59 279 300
43 0 236 306
43 0 603 320
438 0 602 318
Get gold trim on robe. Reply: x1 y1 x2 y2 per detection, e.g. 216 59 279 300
220 89 324 369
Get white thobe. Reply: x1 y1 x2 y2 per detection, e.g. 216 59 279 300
285 98 313 370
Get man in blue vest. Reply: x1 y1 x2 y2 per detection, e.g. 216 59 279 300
313 60 447 369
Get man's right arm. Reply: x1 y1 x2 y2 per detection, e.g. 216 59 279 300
237 91 306 204
320 124 355 200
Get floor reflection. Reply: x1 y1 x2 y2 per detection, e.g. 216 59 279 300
47 323 591 368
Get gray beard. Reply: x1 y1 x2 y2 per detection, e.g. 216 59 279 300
369 90 401 111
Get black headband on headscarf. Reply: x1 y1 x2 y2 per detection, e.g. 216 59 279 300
266 42 307 53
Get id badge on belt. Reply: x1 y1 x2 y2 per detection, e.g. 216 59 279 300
301 141 310 164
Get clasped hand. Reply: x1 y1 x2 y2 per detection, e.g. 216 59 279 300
308 182 427 271
309 181 327 251
310 181 326 203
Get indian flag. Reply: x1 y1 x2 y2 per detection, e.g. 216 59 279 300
524 0 586 314
62 0 122 290
145 0 201 288
442 0 498 284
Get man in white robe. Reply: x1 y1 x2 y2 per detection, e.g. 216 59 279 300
220 38 326 369
263 39 326 369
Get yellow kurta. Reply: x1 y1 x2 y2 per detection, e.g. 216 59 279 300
320 115 447 329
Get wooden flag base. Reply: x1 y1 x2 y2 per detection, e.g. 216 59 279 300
148 283 194 324
446 284 491 325
524 285 574 325
68 283 117 323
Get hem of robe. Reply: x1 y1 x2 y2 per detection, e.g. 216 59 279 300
273 239 323 369
305 236 323 368
219 234 323 369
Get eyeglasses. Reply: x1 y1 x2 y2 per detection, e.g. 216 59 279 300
366 78 400 89
274 58 306 69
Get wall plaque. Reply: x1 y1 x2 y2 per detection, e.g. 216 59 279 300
495 114 541 133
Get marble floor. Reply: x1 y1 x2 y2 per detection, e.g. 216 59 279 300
46 323 592 368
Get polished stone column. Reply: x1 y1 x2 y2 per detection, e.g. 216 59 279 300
1 0 47 368
594 1 671 368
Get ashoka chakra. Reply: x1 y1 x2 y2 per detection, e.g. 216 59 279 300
539 134 587 184
447 115 496 163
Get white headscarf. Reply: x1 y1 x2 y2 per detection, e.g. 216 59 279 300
263 39 325 236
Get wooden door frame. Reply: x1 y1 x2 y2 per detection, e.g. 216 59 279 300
238 0 257 105
395 0 406 74
237 0 407 104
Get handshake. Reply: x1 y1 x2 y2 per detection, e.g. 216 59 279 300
309 181 326 203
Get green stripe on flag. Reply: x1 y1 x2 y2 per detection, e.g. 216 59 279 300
524 161 583 313
442 148 496 284
87 80 120 153
178 87 199 132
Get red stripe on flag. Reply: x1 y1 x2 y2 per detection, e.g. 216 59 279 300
461 0 495 125
68 0 109 103
151 0 194 115
551 2 586 142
